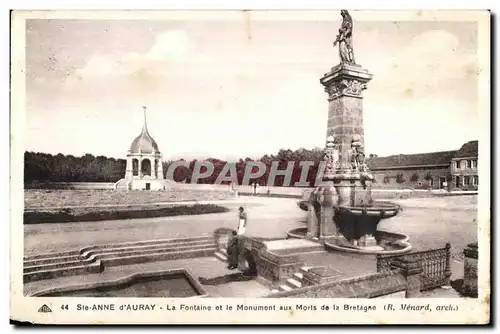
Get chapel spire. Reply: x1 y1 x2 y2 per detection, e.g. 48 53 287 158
142 105 148 133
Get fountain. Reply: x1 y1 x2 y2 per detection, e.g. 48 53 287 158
291 10 411 255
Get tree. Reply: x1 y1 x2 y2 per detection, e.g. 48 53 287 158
410 172 419 183
396 173 406 184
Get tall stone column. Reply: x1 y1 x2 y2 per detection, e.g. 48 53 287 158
320 64 374 207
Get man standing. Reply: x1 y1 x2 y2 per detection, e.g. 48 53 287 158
226 231 239 270
237 206 247 236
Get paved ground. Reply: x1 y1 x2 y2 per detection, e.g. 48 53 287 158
25 195 477 260
24 195 475 298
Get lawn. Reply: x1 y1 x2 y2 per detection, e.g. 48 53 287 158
23 204 230 224
24 189 235 209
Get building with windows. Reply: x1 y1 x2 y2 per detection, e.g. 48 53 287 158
366 140 478 191
450 140 479 190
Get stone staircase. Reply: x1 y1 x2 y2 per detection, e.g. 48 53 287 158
271 266 311 293
24 236 217 283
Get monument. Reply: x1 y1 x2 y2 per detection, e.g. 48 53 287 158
115 106 167 191
297 10 411 254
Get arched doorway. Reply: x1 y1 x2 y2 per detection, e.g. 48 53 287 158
141 159 151 176
132 159 139 176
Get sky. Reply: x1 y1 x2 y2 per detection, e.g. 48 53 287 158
25 13 479 161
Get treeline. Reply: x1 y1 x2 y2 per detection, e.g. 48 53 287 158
166 148 325 186
25 148 358 187
25 152 127 184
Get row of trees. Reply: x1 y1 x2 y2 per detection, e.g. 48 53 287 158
24 152 127 184
25 150 449 187
24 149 327 186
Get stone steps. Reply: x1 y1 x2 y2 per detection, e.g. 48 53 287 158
23 236 217 283
286 278 303 289
25 239 214 267
24 236 213 262
24 243 215 273
293 272 304 280
274 267 312 293
214 248 229 263
279 284 293 292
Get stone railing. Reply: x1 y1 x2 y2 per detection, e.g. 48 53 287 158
463 242 478 297
376 243 451 291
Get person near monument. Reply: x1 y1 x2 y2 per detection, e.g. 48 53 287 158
226 230 239 270
237 206 248 236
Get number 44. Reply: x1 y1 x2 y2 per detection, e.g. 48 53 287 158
61 305 69 310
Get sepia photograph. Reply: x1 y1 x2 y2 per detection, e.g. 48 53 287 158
10 9 490 324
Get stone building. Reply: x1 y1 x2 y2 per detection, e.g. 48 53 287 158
450 140 479 190
115 107 166 191
366 140 478 191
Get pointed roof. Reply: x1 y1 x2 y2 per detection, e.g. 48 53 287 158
129 106 160 154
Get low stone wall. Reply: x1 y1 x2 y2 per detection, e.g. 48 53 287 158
266 271 408 298
241 186 477 201
212 229 306 289
31 268 208 298
256 248 305 288
25 182 116 190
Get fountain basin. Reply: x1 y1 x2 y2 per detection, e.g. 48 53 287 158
31 268 208 297
287 227 411 255
289 200 410 255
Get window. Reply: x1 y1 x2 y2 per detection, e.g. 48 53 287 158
429 178 434 186
455 161 460 169
460 160 466 170
467 160 472 168
455 176 460 188
472 176 479 186
463 176 470 186
471 160 478 168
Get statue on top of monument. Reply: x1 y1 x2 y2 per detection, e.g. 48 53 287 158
333 9 356 65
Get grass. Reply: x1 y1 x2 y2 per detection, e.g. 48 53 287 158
23 204 230 224
24 189 235 209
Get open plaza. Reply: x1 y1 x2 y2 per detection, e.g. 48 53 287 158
20 10 482 302
23 190 477 298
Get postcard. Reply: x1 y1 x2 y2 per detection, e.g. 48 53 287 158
10 9 490 325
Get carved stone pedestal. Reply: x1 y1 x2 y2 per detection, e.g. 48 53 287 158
320 64 372 155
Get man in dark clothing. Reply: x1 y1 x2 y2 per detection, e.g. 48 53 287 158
226 231 239 270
